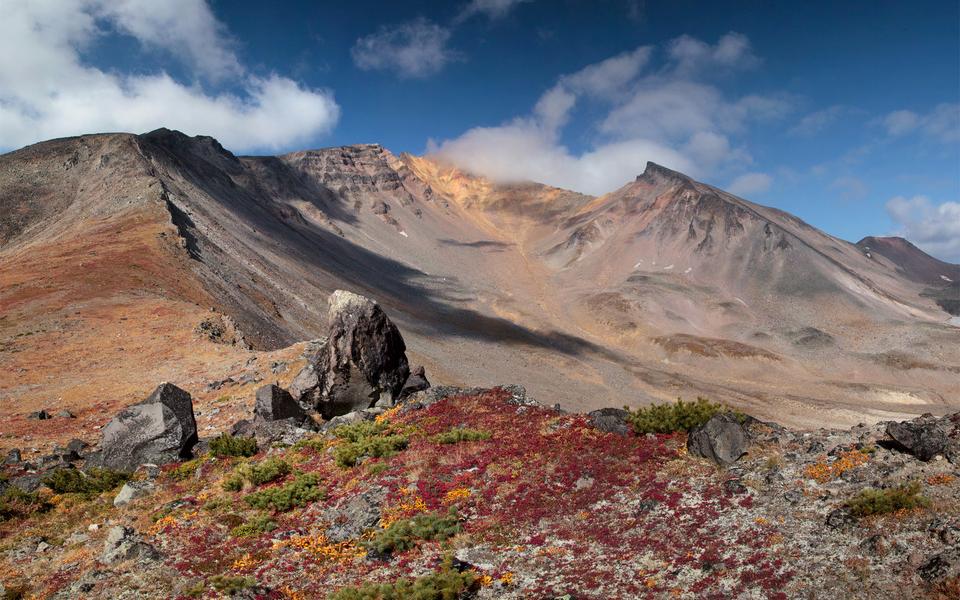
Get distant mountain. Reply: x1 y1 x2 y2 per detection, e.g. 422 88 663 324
857 236 960 285
1 130 957 429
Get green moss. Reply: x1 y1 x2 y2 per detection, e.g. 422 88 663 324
365 461 390 477
243 472 324 512
223 457 291 491
366 509 460 555
209 434 258 458
209 575 255 594
329 555 477 600
846 481 929 517
292 436 327 452
430 428 492 445
229 513 277 537
0 487 50 521
331 420 409 468
41 467 130 496
625 397 742 434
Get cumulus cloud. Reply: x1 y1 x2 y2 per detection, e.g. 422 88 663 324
882 104 960 142
430 33 787 196
727 172 772 197
456 0 532 22
0 0 339 153
351 18 455 78
886 195 960 263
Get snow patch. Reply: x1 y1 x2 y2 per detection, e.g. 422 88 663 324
941 275 953 283
663 264 674 270
734 297 748 306
399 231 409 237
684 267 692 274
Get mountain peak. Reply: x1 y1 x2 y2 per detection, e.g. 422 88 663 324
636 161 692 184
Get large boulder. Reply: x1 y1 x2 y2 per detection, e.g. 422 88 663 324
396 366 430 402
255 384 308 423
293 291 409 419
687 413 749 465
587 408 632 435
886 416 950 461
98 383 198 471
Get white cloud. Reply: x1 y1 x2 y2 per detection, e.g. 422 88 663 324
430 33 787 196
0 0 339 153
456 0 532 21
351 18 455 79
727 172 772 197
882 104 960 142
886 195 960 262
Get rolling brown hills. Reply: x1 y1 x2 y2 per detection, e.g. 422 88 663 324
1 129 958 457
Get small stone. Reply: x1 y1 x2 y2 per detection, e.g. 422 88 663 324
826 508 855 530
587 408 632 436
783 490 803 504
723 479 748 495
27 410 50 420
88 523 100 532
113 481 156 507
4 449 21 464
918 548 960 581
56 410 76 418
687 413 749 465
36 541 50 553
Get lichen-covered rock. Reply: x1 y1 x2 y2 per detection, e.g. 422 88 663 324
587 408 632 435
101 526 159 564
113 481 156 507
687 413 749 465
918 547 960 582
886 416 949 461
297 291 409 418
97 383 197 471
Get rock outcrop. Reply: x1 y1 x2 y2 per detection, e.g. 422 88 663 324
97 383 198 471
687 413 749 465
254 384 309 424
292 291 409 419
886 415 953 462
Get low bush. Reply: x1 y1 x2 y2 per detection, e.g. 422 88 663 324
244 472 324 512
230 513 277 537
329 555 477 600
42 467 129 496
209 434 258 458
223 457 291 491
209 575 255 594
0 487 50 521
332 420 409 468
625 397 740 434
430 428 492 445
846 481 929 517
168 458 203 481
366 509 460 555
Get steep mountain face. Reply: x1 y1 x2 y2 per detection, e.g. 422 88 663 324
1 130 958 435
857 236 960 286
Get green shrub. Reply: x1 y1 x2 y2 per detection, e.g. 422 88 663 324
366 509 460 555
331 420 409 468
292 436 327 452
0 487 50 521
244 472 324 512
209 575 255 594
365 461 389 477
430 428 492 445
42 468 130 495
168 458 203 481
209 434 258 458
329 555 476 600
230 513 277 537
625 397 740 434
223 457 291 491
846 481 929 517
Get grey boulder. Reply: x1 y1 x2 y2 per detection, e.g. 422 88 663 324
886 416 949 461
587 408 632 435
101 526 158 564
255 384 308 423
687 413 749 465
113 481 156 507
296 290 409 419
98 383 198 471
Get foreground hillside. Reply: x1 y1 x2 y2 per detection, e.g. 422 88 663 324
0 292 958 599
1 129 958 440
2 386 959 599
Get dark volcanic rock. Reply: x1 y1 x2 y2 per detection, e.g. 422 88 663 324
4 449 21 464
587 408 632 435
687 413 749 465
917 547 960 582
254 384 308 423
297 291 409 419
27 410 50 420
97 383 198 471
397 366 430 401
886 416 949 461
101 526 159 564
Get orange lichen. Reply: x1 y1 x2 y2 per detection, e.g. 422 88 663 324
803 450 869 483
273 534 367 562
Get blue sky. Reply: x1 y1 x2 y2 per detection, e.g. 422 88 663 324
2 0 958 260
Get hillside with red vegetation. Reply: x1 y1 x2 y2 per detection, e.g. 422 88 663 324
2 387 958 599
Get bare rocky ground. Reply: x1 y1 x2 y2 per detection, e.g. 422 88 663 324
0 384 958 599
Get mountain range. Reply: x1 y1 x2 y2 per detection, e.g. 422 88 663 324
1 129 958 433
